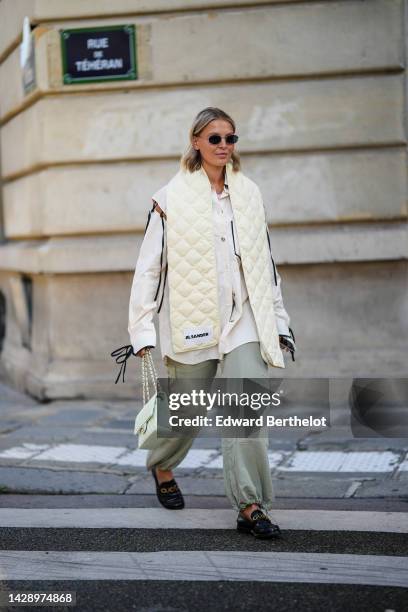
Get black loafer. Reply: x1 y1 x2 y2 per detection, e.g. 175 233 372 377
237 508 282 539
152 467 185 510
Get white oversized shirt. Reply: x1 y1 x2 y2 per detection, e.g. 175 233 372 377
128 181 291 366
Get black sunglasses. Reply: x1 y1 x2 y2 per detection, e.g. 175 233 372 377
207 134 239 145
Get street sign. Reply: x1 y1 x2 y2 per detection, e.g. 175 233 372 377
20 17 36 95
60 25 137 84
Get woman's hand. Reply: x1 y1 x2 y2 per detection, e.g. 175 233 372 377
136 346 152 358
279 336 295 351
279 335 296 362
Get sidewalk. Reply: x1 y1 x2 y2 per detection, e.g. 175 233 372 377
0 381 407 503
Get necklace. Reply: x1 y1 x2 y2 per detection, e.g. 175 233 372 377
212 184 224 195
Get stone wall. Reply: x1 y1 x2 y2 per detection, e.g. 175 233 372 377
0 0 407 399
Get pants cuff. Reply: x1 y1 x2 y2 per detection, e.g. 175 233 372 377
237 500 274 512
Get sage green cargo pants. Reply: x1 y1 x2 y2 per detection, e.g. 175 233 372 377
146 341 275 512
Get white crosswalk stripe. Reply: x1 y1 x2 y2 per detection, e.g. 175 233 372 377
0 444 404 473
0 508 407 533
1 550 407 586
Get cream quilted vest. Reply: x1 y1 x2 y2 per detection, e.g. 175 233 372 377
166 161 285 369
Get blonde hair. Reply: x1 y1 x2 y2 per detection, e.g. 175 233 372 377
180 107 241 173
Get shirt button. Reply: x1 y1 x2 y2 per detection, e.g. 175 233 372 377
221 237 226 242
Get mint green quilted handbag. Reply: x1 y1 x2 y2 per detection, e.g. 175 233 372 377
134 350 170 450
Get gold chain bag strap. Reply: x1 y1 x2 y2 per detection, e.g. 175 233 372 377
142 349 161 408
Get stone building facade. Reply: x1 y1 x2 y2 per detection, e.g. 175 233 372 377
0 0 407 399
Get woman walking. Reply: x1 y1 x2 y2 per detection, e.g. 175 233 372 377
128 107 296 539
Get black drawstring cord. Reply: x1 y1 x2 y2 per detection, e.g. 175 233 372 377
154 207 167 313
144 202 156 236
146 203 168 314
110 344 135 384
229 293 236 322
266 228 278 286
230 220 241 260
153 215 165 303
158 262 168 313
